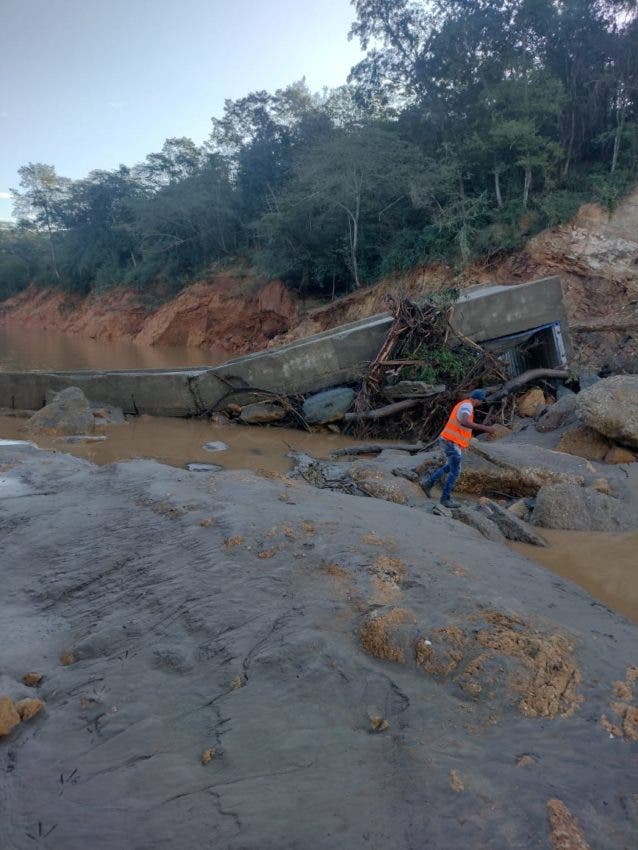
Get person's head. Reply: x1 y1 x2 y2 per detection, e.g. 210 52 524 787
469 389 487 408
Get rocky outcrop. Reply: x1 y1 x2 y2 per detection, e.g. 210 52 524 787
0 442 637 847
576 375 638 449
532 483 636 532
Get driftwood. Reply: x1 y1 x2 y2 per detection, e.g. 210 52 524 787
486 368 570 403
332 442 425 457
343 398 420 422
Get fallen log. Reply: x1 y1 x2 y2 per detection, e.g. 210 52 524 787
486 368 569 403
332 442 425 457
343 398 420 423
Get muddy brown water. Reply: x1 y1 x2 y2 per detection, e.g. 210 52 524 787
513 530 638 624
0 325 227 370
1 326 636 624
1 413 636 623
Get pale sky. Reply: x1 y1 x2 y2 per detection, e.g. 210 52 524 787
0 0 363 220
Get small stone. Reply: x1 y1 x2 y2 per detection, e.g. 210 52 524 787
186 463 223 473
369 714 390 733
508 499 531 521
449 769 464 792
239 402 286 424
203 441 229 453
59 650 77 666
22 672 44 687
14 698 45 721
0 697 21 737
201 747 216 765
590 478 611 495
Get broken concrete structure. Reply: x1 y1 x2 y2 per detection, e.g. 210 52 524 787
0 276 569 416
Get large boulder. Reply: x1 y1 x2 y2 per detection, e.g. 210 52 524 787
536 393 578 433
556 425 610 461
576 374 638 448
302 387 355 424
27 387 96 435
531 483 635 532
517 388 546 418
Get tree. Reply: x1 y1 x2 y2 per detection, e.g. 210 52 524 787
11 163 71 280
256 126 425 290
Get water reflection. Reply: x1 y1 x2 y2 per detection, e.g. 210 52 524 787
0 325 227 371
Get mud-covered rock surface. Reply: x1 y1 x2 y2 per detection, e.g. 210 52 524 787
1 443 637 850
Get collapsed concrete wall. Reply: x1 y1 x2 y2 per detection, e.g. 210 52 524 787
0 277 569 416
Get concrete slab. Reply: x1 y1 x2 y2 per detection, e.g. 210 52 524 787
0 276 570 417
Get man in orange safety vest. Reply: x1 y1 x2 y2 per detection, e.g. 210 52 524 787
420 389 496 508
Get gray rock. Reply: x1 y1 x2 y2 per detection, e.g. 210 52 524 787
185 463 223 472
239 401 286 424
302 387 355 424
531 483 636 531
203 440 229 453
576 374 638 448
478 499 548 546
27 387 96 435
1 444 637 849
536 394 578 433
451 505 505 542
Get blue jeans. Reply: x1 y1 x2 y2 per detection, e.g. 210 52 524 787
422 438 463 500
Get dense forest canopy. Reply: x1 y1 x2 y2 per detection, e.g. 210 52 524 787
1 0 636 301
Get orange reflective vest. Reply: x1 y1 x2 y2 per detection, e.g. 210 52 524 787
440 399 473 449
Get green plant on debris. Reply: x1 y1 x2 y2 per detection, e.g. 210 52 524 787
407 344 477 386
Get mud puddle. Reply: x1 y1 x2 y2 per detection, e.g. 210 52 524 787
0 414 366 476
513 529 638 624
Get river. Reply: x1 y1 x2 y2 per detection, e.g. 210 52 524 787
0 324 227 371
1 324 636 623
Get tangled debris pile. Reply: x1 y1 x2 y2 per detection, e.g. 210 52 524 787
214 293 569 443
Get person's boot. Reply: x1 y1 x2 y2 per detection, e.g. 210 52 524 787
440 496 461 509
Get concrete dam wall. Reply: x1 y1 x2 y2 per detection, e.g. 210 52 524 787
0 277 569 416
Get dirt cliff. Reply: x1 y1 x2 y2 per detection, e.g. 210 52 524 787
0 275 299 358
1 188 636 368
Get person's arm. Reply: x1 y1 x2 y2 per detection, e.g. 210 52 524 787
459 412 496 434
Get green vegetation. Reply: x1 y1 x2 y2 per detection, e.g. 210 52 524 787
1 0 636 301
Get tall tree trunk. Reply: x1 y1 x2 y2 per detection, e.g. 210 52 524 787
611 102 626 174
344 194 361 290
43 202 61 281
523 165 532 209
494 169 503 209
562 110 575 178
